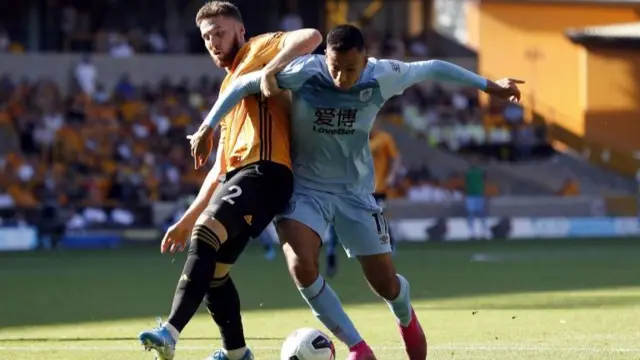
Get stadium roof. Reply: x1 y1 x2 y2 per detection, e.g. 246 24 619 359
566 22 640 46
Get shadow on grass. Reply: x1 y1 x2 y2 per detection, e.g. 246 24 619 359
0 239 639 332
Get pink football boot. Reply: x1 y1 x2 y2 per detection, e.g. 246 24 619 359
346 340 377 360
398 308 427 359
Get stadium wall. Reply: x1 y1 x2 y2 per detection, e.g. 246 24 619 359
465 1 640 152
582 47 640 154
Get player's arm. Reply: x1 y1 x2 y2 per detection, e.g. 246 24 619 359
180 133 226 226
263 29 322 77
378 59 523 100
202 55 317 128
202 73 262 128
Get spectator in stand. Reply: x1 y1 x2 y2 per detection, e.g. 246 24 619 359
74 55 98 96
0 67 221 227
464 159 487 239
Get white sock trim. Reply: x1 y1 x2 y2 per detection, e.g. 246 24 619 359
223 346 248 360
163 322 180 341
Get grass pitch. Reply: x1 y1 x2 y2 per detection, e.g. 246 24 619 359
1 239 639 359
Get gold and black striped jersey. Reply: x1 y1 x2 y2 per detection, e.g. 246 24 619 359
217 32 292 172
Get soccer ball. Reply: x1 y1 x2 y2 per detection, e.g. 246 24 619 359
280 328 336 360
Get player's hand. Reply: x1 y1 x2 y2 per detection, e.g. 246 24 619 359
161 221 192 253
485 78 525 102
260 70 281 98
188 125 214 170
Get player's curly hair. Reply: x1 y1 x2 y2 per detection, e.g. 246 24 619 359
195 1 243 26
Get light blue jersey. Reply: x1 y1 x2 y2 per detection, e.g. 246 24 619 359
202 55 487 256
203 55 487 194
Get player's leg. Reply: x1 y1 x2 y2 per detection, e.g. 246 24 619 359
465 196 477 239
199 162 293 360
477 196 488 239
138 180 242 360
325 225 339 277
202 233 253 360
276 191 373 359
139 162 291 360
334 195 427 360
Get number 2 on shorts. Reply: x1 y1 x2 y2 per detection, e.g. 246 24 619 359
221 185 242 205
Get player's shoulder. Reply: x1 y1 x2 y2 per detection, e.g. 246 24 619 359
290 54 324 68
246 32 285 51
283 54 326 75
369 58 407 79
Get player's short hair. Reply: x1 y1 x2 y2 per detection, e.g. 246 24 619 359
195 1 243 26
326 24 366 53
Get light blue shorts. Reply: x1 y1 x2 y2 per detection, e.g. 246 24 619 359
465 196 486 215
276 187 391 258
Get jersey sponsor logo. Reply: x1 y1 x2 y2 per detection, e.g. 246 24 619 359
359 88 373 102
313 108 358 135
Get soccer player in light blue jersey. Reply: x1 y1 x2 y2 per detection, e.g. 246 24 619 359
189 24 523 360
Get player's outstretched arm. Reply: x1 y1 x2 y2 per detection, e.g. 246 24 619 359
201 54 319 129
202 72 262 128
379 59 524 102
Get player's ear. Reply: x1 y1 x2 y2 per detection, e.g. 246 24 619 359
237 23 245 38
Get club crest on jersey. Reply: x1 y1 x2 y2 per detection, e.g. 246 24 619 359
359 88 373 102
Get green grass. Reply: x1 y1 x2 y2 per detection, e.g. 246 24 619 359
1 239 640 359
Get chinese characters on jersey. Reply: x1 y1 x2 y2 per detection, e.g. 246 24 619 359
313 108 358 135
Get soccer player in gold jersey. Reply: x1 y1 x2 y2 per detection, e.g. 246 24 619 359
138 2 322 360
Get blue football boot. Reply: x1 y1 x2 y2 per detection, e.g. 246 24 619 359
138 318 177 360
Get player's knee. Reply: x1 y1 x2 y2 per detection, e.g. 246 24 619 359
192 214 230 251
209 272 231 289
213 263 232 283
283 242 320 287
358 253 399 300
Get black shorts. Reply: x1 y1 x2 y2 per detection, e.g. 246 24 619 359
202 161 293 264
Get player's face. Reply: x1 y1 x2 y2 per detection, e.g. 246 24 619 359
325 47 367 90
199 16 245 68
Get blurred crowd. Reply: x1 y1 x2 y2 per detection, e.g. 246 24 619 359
0 0 434 58
0 0 554 229
0 60 225 226
0 55 551 218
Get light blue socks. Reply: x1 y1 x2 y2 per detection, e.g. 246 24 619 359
299 276 363 347
384 274 412 326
